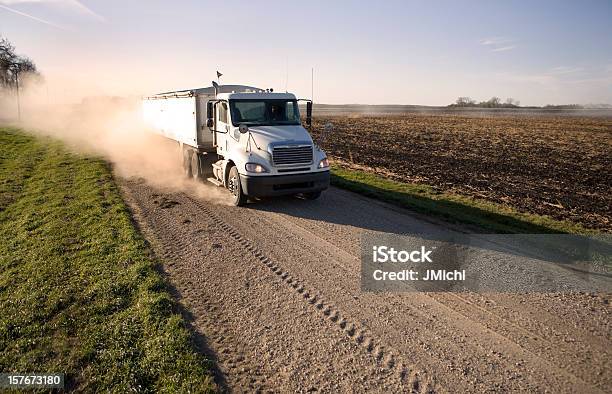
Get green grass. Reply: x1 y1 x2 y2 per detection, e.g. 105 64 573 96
0 128 215 392
330 164 592 234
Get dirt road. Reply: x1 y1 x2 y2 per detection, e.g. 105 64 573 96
120 179 611 393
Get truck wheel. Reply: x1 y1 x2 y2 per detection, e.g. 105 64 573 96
227 166 247 206
303 191 322 200
191 152 201 181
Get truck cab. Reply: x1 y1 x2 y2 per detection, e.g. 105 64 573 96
207 90 330 205
143 85 330 206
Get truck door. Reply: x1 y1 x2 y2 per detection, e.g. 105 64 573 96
215 101 230 153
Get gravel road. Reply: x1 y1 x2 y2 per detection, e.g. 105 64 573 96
119 178 611 393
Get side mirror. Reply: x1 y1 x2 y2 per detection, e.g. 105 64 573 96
306 101 312 127
239 123 249 134
206 101 214 128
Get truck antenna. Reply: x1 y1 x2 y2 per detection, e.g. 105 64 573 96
285 56 288 93
311 67 314 103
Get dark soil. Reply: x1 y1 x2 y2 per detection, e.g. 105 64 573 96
312 114 612 231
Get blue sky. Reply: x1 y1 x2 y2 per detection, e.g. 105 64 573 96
1 0 611 105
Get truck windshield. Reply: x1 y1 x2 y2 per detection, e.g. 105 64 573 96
229 99 301 126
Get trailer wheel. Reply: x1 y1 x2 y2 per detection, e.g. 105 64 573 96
191 152 201 180
183 148 192 178
227 166 247 206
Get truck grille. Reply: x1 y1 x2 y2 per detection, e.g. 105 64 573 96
272 145 313 166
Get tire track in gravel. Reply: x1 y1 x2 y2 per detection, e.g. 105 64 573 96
120 179 435 392
261 207 612 389
217 207 585 391
277 195 611 390
182 193 435 393
120 177 610 392
265 193 611 352
209 189 609 392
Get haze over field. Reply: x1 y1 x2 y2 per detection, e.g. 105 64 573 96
1 0 611 106
0 81 229 203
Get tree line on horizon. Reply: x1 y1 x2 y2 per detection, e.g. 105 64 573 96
447 96 609 110
450 96 522 108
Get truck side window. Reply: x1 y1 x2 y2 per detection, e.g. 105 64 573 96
285 101 298 122
218 102 228 124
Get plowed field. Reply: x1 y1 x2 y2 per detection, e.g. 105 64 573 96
312 114 612 231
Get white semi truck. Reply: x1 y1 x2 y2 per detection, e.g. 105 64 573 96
142 84 330 205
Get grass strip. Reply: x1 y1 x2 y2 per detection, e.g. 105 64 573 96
330 164 591 234
0 128 215 392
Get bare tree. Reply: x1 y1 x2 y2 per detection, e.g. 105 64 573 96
1 36 40 120
456 97 469 105
454 97 476 107
0 37 16 88
488 97 501 106
0 36 38 90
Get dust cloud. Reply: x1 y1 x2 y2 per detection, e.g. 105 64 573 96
0 79 229 204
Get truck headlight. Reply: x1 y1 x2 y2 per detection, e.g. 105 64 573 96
245 163 269 173
318 158 329 168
